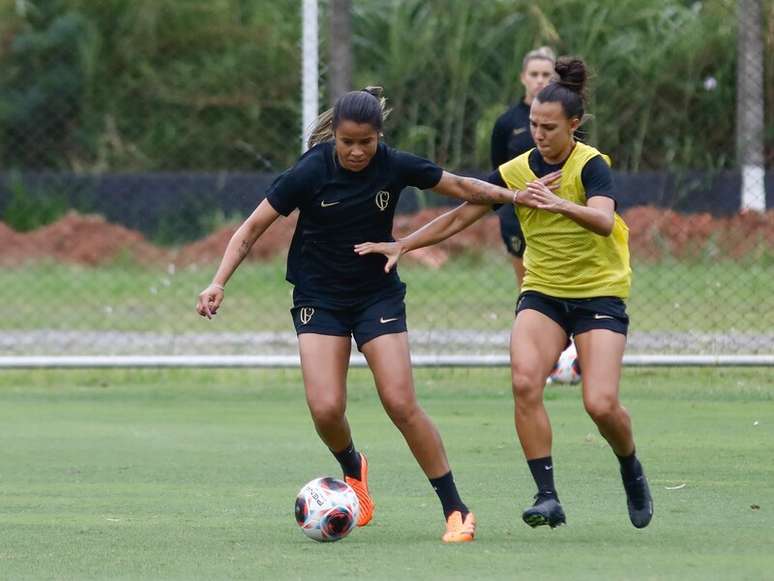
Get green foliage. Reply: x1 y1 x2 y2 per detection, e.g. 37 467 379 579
2 174 69 231
0 0 765 171
0 3 94 168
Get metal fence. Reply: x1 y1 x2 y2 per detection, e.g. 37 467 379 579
1 0 771 363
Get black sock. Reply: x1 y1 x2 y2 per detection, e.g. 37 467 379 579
527 456 558 499
331 442 361 480
616 450 642 481
429 471 468 519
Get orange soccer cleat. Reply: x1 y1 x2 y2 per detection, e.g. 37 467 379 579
442 510 476 543
345 452 375 527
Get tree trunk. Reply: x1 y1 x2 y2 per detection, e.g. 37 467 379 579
736 0 766 211
328 0 353 106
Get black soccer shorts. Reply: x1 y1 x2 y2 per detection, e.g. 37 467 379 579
291 292 407 350
515 290 629 338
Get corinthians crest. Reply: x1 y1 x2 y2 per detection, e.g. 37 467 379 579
299 307 315 325
375 190 390 211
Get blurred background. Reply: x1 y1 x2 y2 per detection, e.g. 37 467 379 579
0 0 771 359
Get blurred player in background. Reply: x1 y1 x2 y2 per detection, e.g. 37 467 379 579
197 87 521 543
491 46 556 284
356 58 653 531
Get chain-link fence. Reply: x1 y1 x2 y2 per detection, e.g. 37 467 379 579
1 0 772 360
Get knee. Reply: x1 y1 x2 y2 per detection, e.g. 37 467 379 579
584 393 621 424
308 397 346 428
511 367 544 406
382 392 420 427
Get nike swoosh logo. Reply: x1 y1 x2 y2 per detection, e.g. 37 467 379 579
512 128 527 135
544 465 553 471
593 314 615 320
320 200 340 207
380 317 398 324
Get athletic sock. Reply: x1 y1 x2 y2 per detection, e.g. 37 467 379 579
527 456 558 499
331 441 362 480
429 471 469 519
616 449 642 481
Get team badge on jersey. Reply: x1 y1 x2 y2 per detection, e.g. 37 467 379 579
299 307 315 325
510 235 524 255
375 190 390 211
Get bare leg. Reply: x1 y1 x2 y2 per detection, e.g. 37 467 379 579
510 310 566 459
575 329 653 528
574 330 633 456
298 334 352 452
361 332 449 478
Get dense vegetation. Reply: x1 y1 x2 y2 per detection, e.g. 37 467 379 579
0 0 770 172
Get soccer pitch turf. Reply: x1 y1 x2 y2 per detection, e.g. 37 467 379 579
0 367 772 580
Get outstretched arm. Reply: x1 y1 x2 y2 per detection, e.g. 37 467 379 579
354 202 491 272
196 199 281 318
433 171 516 205
433 169 561 207
355 170 560 272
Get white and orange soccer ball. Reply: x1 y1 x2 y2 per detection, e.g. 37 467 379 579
294 477 360 542
547 342 582 385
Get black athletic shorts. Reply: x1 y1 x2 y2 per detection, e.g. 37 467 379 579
291 291 407 351
496 205 526 258
516 290 629 338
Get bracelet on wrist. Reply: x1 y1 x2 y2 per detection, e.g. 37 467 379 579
212 283 225 291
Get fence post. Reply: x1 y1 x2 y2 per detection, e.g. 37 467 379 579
302 0 319 153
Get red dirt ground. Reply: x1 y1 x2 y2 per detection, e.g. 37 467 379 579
1 208 772 268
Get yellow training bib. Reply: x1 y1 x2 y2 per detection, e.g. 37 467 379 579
499 142 631 298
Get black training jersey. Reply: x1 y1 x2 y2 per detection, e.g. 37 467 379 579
490 100 533 169
266 141 443 308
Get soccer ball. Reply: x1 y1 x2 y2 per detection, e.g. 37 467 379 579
294 477 360 542
547 342 582 385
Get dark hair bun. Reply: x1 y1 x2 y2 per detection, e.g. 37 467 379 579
554 57 587 97
362 86 384 99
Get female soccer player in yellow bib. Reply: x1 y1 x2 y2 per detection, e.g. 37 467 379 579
356 58 653 530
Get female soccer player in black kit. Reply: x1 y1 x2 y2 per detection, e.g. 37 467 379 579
357 60 653 531
196 87 527 542
490 47 556 285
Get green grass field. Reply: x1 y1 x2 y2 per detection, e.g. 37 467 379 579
4 256 773 335
1 367 772 580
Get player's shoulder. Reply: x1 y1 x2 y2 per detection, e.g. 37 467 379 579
289 142 332 179
381 142 426 166
494 103 520 127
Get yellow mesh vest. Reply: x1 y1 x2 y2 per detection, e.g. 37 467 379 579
499 142 631 298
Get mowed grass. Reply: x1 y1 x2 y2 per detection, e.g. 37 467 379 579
3 256 773 334
0 367 772 580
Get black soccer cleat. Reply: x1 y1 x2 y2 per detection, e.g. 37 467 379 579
522 494 566 529
622 472 653 529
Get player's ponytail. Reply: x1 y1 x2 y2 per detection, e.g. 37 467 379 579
536 56 588 121
307 86 390 149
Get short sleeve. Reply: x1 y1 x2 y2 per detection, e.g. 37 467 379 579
392 150 443 190
490 115 510 169
265 149 325 216
582 155 617 207
486 169 507 188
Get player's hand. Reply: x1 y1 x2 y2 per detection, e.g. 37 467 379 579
525 178 568 213
196 284 224 319
539 169 562 191
353 241 403 273
514 170 561 208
